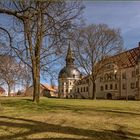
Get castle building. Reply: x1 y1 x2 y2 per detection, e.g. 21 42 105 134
58 42 140 100
58 44 81 98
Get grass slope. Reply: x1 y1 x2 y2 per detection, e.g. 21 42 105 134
0 97 140 140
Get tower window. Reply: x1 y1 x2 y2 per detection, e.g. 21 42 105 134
105 84 108 90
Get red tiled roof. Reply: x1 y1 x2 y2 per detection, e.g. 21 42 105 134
111 46 140 68
0 87 5 92
41 84 57 92
97 46 140 69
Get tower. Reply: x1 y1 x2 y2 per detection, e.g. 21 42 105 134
58 44 80 98
66 44 75 67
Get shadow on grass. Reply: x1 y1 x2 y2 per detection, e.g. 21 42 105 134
22 98 33 102
0 116 139 140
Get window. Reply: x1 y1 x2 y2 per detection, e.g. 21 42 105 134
81 87 82 92
110 84 113 90
136 81 138 88
78 88 79 93
100 86 104 91
66 89 68 92
136 69 139 75
73 74 75 78
114 74 117 79
131 83 135 89
62 89 63 92
84 87 85 92
122 83 126 89
115 84 117 90
132 71 135 77
105 84 108 90
122 72 126 79
86 87 88 92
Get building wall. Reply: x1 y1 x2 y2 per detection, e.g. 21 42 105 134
58 45 140 100
58 77 79 98
95 63 140 100
66 62 140 100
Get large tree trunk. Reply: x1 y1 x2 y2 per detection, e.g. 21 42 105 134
32 59 40 103
8 84 11 97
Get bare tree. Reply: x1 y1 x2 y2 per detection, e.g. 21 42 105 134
0 0 84 103
0 55 21 96
20 64 32 95
71 24 123 99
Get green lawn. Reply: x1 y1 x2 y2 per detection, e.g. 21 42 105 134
0 97 140 140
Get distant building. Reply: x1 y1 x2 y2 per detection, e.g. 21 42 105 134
58 44 81 98
25 84 58 98
95 44 140 100
0 87 5 96
58 42 140 100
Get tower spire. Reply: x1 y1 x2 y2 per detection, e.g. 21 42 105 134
66 42 74 67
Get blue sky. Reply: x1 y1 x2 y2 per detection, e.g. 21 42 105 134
83 1 140 49
1 1 140 88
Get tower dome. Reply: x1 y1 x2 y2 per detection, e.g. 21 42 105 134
58 44 80 79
